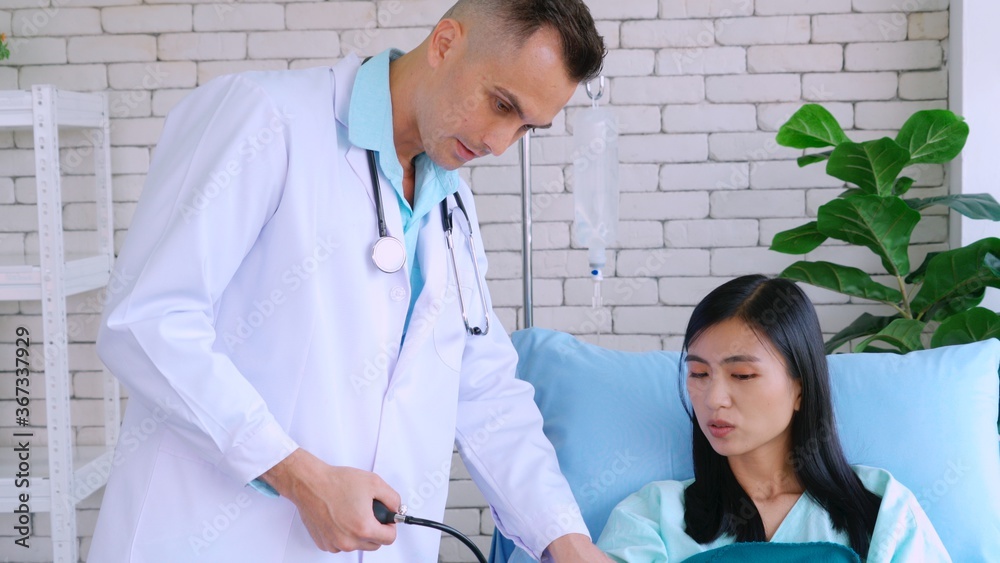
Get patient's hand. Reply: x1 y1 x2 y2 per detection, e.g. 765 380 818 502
542 533 611 562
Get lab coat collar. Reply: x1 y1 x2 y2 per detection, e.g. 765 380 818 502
331 51 360 129
333 49 459 205
331 54 407 254
332 55 384 215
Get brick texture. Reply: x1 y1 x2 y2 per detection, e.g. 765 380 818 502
0 2 953 561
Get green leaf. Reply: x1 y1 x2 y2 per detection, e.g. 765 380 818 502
824 313 900 354
904 194 1000 221
893 177 915 196
896 110 969 165
905 251 942 284
858 346 902 354
777 104 852 149
781 261 903 304
798 151 833 167
924 288 986 322
855 318 927 353
931 307 1000 348
770 222 828 255
838 188 865 199
817 196 921 277
910 239 1000 319
826 138 911 196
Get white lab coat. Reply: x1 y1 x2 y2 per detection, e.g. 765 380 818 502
89 53 587 562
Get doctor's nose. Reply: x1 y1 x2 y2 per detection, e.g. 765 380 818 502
482 125 525 157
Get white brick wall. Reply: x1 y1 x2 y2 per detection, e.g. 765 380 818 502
715 16 811 45
0 0 953 561
812 13 908 43
656 46 746 75
802 71 898 101
102 5 193 34
845 40 943 70
746 44 843 73
706 73 801 102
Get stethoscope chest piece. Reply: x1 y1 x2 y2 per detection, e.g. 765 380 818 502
372 235 406 273
363 144 488 335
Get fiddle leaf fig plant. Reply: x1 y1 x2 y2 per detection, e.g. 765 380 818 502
0 33 10 61
770 104 1000 354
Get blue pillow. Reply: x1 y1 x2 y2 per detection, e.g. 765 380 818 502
827 342 1000 561
490 329 1000 562
511 328 693 538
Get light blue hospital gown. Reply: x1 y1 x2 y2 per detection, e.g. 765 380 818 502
597 465 951 563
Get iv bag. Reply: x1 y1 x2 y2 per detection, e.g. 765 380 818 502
572 105 619 271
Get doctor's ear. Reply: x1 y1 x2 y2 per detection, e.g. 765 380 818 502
427 18 464 68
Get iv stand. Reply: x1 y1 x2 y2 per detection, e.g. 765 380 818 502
521 133 533 328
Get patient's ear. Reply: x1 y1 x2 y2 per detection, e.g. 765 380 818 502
793 380 802 412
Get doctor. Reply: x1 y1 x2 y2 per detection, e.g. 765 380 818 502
90 0 608 561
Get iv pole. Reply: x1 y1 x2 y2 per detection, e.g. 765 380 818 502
520 133 533 328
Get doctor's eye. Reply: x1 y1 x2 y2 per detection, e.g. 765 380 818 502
495 99 511 114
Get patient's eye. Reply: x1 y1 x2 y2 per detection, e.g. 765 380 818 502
689 371 708 379
732 373 756 380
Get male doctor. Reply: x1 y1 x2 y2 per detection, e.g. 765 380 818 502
91 0 609 561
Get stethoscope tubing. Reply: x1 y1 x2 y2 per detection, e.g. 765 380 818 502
368 148 392 240
365 149 488 336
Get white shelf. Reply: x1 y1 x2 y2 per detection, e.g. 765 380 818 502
0 254 112 301
0 89 107 129
0 445 114 513
1 85 120 563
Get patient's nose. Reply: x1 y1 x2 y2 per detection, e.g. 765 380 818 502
704 377 732 409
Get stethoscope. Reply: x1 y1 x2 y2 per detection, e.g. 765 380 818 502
366 149 490 336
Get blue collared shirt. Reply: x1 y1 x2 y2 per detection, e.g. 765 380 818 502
348 48 460 335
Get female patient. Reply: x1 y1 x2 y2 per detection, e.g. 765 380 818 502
597 275 949 562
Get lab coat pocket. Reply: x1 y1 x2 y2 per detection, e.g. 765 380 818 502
132 443 294 562
431 268 475 374
158 426 221 466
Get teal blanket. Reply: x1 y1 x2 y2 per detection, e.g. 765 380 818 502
682 542 860 562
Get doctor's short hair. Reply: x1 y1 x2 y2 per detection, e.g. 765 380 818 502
442 0 606 83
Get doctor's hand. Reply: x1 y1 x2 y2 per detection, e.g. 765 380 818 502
261 448 401 553
542 533 612 562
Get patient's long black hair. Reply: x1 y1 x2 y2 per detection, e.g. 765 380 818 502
681 275 881 558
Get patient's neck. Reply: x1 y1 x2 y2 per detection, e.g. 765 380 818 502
727 435 802 502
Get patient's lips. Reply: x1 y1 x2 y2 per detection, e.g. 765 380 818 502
707 419 735 438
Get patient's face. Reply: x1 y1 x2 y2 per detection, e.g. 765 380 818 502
685 318 802 461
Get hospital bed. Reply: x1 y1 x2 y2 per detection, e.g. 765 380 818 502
486 328 1000 562
487 140 1000 561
